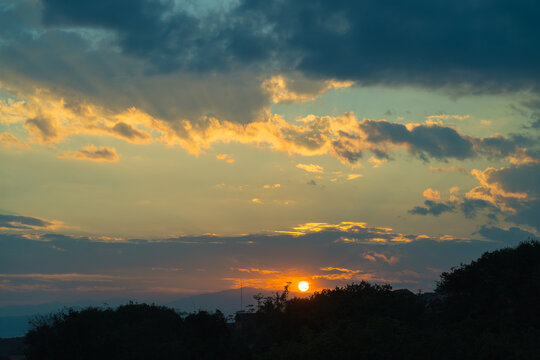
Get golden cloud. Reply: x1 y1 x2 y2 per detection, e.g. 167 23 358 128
296 163 324 173
423 188 441 201
466 167 528 213
0 132 29 149
261 75 354 104
216 153 235 163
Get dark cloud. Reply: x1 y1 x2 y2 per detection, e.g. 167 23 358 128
0 226 504 305
409 163 540 232
111 122 150 141
477 225 536 243
24 117 58 143
360 120 475 160
530 119 540 129
58 145 119 162
0 4 268 124
487 163 540 195
0 214 56 230
409 198 501 219
408 200 455 216
474 134 537 159
460 199 500 219
477 164 540 231
36 0 540 92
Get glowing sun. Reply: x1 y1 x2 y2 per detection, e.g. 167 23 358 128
298 281 310 292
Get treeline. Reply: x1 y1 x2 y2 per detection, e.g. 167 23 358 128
23 240 540 359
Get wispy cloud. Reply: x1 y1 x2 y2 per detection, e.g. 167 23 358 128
262 75 353 104
429 165 467 173
0 132 29 149
216 153 235 163
58 145 119 162
0 273 121 282
0 214 62 231
296 163 324 173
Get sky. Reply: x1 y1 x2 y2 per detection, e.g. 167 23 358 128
1 0 539 306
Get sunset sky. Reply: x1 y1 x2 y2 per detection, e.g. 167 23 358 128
1 0 539 305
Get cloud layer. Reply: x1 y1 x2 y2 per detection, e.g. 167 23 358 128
34 0 540 93
0 218 523 305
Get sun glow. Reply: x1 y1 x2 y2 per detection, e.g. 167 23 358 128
298 281 309 292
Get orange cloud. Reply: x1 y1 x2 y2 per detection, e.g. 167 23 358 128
319 267 361 273
216 153 235 163
466 167 528 213
363 251 399 264
0 132 29 149
426 114 470 122
0 214 63 232
235 268 280 274
287 221 367 235
3 85 527 170
368 156 386 168
262 75 353 104
423 188 441 201
296 163 324 173
263 184 281 189
507 148 540 165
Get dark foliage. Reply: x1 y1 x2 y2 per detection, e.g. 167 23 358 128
23 240 540 359
24 303 233 360
436 239 540 325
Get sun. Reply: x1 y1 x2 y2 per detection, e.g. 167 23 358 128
298 281 309 292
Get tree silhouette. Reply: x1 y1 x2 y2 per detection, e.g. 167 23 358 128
23 240 540 359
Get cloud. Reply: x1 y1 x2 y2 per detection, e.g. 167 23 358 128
476 225 536 243
429 165 466 173
0 132 29 149
346 174 363 180
422 188 441 201
368 156 386 168
410 162 540 235
24 116 61 144
472 164 540 231
459 199 501 219
251 198 262 204
58 145 119 162
263 184 280 189
235 268 280 275
29 0 540 93
359 119 475 160
409 200 456 217
216 153 235 163
426 114 470 123
109 122 151 143
363 251 399 264
0 273 119 282
0 220 523 302
296 163 324 173
262 75 353 104
0 214 61 231
2 87 536 166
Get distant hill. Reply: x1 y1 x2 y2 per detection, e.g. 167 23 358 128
0 288 273 338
